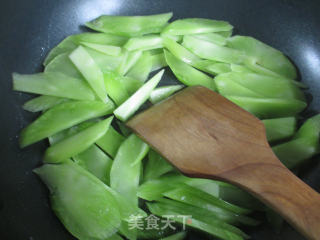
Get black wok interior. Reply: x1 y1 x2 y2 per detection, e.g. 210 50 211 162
1 0 320 239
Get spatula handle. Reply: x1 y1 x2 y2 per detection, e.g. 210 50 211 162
218 154 320 240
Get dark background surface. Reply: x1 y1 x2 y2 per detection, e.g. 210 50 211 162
1 0 320 239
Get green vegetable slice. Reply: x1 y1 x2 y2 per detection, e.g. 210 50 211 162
191 32 227 46
45 52 83 79
69 46 109 103
44 117 113 163
22 96 69 113
226 96 307 119
20 100 114 147
147 200 245 240
194 60 231 75
73 144 113 184
144 150 174 181
215 72 305 101
117 50 142 76
183 35 245 64
138 174 188 201
215 72 305 100
263 117 297 142
163 184 251 215
13 72 95 101
86 13 173 37
160 231 187 240
107 234 124 240
149 85 184 104
80 42 121 56
162 37 201 65
156 198 253 236
150 52 167 71
162 18 233 36
214 74 263 98
96 125 125 158
126 51 153 83
164 50 215 90
272 114 320 169
104 71 130 106
110 134 149 206
34 161 121 240
124 35 163 51
217 30 233 37
227 35 297 79
114 70 164 121
44 32 127 66
86 47 124 73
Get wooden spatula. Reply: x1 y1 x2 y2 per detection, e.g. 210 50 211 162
127 86 320 240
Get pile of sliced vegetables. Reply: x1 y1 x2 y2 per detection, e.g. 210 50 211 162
13 12 320 240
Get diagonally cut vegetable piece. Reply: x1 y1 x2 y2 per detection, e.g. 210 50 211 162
147 201 245 240
22 96 69 113
214 74 275 98
143 149 174 181
186 178 221 197
160 231 187 240
44 117 113 163
73 144 113 184
227 35 297 79
117 50 142 76
219 184 264 211
149 85 184 104
13 72 95 101
33 161 121 240
69 46 109 103
272 114 320 169
126 51 153 83
45 52 83 79
96 125 125 158
138 174 187 201
294 114 320 140
86 13 173 37
156 198 254 236
262 117 297 142
107 234 124 240
48 120 98 145
230 63 306 88
80 42 121 56
161 18 233 36
119 222 137 240
164 50 215 90
104 71 130 106
183 35 245 64
109 187 147 220
215 72 306 101
163 184 251 215
217 30 233 38
44 33 128 66
226 96 307 119
20 100 114 147
150 52 167 71
191 32 227 46
124 35 163 51
273 138 320 169
110 134 149 205
194 60 231 75
162 37 201 65
114 70 164 121
86 47 124 73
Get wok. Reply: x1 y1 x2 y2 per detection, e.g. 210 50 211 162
1 0 320 239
